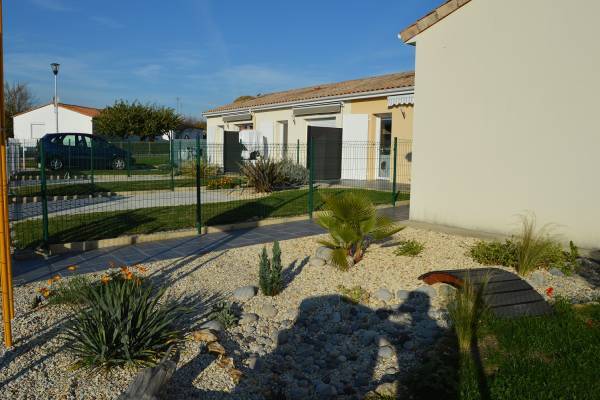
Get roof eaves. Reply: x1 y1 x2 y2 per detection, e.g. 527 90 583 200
399 0 471 43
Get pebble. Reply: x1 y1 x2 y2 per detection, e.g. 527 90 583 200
530 270 545 286
396 289 410 301
415 285 437 299
315 246 334 263
200 319 224 332
378 345 394 359
374 288 393 302
258 304 278 318
309 256 326 267
233 285 258 301
549 267 565 277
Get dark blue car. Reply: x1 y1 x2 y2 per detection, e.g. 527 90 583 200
39 133 134 170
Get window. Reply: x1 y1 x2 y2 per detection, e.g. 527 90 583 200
62 134 76 146
379 116 392 156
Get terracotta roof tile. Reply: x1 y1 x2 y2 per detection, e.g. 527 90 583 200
399 0 472 42
205 71 415 114
12 102 102 118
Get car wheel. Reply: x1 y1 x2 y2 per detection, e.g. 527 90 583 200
112 157 126 170
49 157 63 170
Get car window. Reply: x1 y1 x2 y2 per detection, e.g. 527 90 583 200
62 135 76 146
75 135 91 148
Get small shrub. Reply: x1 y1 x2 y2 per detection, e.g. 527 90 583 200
259 241 283 296
447 274 489 354
208 301 239 329
394 239 425 257
64 271 186 371
316 192 404 270
46 275 95 306
206 176 236 190
337 285 370 304
470 240 519 268
239 158 281 193
179 161 221 178
277 159 307 187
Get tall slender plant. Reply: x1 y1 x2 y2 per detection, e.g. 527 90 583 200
515 214 558 276
316 192 403 270
259 241 283 296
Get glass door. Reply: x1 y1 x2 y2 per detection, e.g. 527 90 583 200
378 115 392 179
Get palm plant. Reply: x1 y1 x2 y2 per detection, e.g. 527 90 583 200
316 192 404 270
239 158 281 192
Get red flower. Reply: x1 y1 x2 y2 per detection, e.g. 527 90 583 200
545 287 554 297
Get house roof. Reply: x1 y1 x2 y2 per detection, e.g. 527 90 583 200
204 71 415 115
399 0 472 42
13 102 102 118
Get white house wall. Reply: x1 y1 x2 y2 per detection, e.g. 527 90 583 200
13 104 93 140
409 0 600 248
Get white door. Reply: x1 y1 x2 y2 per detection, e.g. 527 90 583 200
341 114 368 180
30 123 46 139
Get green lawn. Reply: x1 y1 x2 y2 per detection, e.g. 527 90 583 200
404 300 600 399
12 188 408 249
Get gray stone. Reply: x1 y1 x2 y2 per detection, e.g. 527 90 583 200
200 320 224 332
415 285 437 298
374 288 393 302
375 382 401 397
378 345 394 359
315 246 334 263
232 285 257 301
315 383 337 398
309 256 326 267
378 336 392 347
437 283 456 297
549 267 565 277
396 289 410 301
247 355 258 370
259 303 278 318
530 271 545 286
239 313 259 325
385 367 398 375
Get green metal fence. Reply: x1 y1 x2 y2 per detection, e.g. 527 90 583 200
6 137 411 251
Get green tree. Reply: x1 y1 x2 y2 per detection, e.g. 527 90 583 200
93 100 181 140
4 82 36 138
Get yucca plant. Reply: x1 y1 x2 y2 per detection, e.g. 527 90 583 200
515 214 559 276
447 274 489 354
239 158 281 192
207 301 239 329
316 192 404 270
64 274 186 372
259 241 283 296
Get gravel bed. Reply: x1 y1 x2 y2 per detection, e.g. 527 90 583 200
1 227 598 399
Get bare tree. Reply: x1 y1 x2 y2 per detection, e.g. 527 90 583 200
4 82 36 138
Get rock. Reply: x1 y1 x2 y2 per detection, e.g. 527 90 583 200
239 313 259 325
530 271 545 286
315 382 337 398
396 289 410 301
385 367 398 375
246 355 258 370
331 311 341 323
378 337 392 347
233 285 257 301
374 288 393 302
259 304 278 318
207 341 226 356
415 285 437 298
375 381 402 397
437 283 456 297
200 320 224 332
549 267 565 277
315 246 334 263
309 256 326 267
191 329 218 343
377 345 394 359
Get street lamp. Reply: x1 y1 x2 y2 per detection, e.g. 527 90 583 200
50 63 60 133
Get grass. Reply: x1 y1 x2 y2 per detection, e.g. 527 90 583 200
404 300 600 399
12 179 199 196
13 188 406 249
337 285 370 304
394 239 425 257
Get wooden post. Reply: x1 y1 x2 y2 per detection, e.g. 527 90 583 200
0 0 14 347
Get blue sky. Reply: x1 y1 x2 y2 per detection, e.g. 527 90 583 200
5 0 443 117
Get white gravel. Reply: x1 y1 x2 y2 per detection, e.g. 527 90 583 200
1 227 598 399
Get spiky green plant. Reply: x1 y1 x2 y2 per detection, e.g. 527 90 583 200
258 241 283 296
337 285 370 304
394 239 425 257
64 274 186 371
447 274 489 354
515 214 559 276
239 158 281 192
47 275 95 306
207 301 238 329
316 192 404 270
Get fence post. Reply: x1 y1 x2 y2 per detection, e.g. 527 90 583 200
127 139 132 178
39 140 49 245
391 137 398 207
170 139 175 191
90 137 94 186
308 139 314 219
195 136 202 234
296 139 300 165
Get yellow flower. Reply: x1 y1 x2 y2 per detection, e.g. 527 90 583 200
67 265 78 271
101 275 111 285
38 287 51 298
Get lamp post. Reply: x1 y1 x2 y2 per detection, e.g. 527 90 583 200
50 63 60 133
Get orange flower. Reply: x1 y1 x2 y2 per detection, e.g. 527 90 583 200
545 287 554 297
38 287 51 298
101 275 111 285
67 265 78 271
47 279 54 286
123 271 134 280
52 275 61 282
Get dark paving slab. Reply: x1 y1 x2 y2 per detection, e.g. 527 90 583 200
13 205 409 285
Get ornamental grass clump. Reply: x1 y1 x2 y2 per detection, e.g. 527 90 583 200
64 270 187 372
316 192 404 270
447 274 489 354
259 241 283 296
240 158 281 192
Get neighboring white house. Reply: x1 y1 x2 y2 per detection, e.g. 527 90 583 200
12 103 101 141
400 0 600 248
